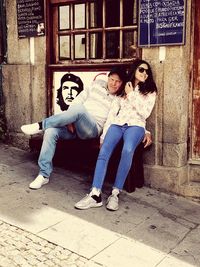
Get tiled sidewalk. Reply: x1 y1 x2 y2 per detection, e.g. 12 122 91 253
0 142 200 267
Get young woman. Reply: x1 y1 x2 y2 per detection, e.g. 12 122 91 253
75 59 157 211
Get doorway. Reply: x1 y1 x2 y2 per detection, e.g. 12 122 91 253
192 0 200 158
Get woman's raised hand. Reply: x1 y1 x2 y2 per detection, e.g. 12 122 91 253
125 81 134 95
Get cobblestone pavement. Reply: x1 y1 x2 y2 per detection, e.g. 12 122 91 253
0 220 89 267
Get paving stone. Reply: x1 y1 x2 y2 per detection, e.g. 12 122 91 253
0 220 91 267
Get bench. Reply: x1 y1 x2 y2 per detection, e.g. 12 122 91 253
29 136 144 193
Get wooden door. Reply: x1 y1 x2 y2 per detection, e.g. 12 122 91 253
192 0 200 158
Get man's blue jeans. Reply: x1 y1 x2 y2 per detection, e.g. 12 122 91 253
38 104 99 178
92 124 145 190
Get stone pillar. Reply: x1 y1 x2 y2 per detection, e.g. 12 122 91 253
141 0 192 193
2 0 46 148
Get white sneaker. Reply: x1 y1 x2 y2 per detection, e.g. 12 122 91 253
29 175 49 189
106 193 119 211
21 123 42 135
75 193 103 210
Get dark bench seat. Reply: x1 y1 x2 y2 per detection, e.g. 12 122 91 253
29 137 144 193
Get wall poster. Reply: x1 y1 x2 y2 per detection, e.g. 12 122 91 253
16 0 45 38
138 0 186 47
53 71 108 114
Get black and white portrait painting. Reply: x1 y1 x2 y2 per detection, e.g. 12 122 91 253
53 71 108 114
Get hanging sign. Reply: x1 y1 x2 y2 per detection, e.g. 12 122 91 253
16 0 45 38
138 0 186 47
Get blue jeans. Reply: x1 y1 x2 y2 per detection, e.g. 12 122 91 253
92 124 145 190
38 104 99 177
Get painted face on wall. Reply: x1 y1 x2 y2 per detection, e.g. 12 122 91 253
61 81 80 105
56 73 83 111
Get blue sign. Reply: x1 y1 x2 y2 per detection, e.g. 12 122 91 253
138 0 186 47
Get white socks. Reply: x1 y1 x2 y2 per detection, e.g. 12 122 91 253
90 187 120 197
112 188 120 196
90 187 101 196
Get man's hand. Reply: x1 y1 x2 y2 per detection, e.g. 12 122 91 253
99 138 103 149
66 123 75 133
143 132 152 148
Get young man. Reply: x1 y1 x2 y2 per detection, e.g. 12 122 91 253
21 66 152 190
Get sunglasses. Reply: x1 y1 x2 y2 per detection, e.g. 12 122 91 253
138 67 150 75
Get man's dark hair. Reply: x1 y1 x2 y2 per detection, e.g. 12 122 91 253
108 66 127 96
108 66 127 83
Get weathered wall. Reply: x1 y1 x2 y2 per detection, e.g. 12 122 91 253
142 0 192 195
2 0 46 149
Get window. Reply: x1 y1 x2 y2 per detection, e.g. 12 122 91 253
49 0 139 64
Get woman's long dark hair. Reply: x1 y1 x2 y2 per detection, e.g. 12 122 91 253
127 59 157 95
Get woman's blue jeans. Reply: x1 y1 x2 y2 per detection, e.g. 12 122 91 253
38 104 99 178
92 124 145 190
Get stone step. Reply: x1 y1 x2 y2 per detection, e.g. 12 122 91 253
188 161 200 182
180 182 200 202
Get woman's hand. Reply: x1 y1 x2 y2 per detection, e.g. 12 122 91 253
125 81 134 95
142 132 152 148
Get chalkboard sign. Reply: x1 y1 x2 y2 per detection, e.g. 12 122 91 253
16 0 45 38
138 0 186 47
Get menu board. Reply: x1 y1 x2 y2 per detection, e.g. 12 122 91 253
138 0 186 47
16 0 45 38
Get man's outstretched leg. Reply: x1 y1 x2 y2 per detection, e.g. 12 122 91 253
29 127 76 189
21 104 89 135
29 109 99 189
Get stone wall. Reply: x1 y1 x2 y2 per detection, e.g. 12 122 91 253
2 0 46 149
142 0 192 195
